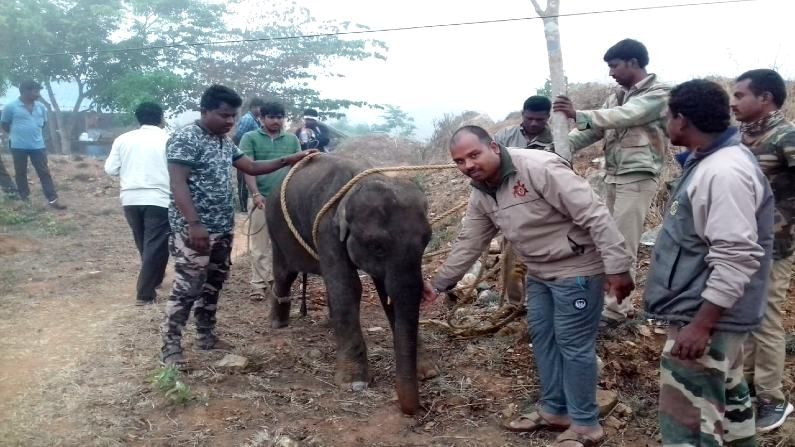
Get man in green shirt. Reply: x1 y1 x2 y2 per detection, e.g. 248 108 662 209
239 101 302 297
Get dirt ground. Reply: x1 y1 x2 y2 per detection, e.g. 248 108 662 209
1 155 794 447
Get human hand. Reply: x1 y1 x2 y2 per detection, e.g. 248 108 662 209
252 194 265 209
604 272 634 303
187 222 210 253
552 95 577 120
421 280 439 310
285 150 319 166
671 322 711 360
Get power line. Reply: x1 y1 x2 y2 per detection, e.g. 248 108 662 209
7 0 757 60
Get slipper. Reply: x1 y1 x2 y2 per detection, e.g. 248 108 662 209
249 290 267 301
550 428 604 447
503 411 570 433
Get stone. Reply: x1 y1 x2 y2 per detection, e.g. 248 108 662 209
307 348 322 360
275 437 299 447
597 389 618 416
604 415 626 430
216 354 248 369
614 402 633 418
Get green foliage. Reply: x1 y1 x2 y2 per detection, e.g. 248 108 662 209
0 200 76 236
151 366 192 405
327 117 373 136
93 71 190 123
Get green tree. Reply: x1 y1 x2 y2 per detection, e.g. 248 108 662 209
0 0 223 152
198 1 388 119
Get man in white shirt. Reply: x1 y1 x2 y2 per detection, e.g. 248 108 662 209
105 102 171 305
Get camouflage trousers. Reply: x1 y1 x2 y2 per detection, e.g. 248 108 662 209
659 326 756 447
161 232 233 348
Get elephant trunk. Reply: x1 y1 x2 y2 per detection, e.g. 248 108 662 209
386 268 422 415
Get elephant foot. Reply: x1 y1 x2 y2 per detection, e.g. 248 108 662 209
417 352 440 380
335 360 369 391
270 291 292 329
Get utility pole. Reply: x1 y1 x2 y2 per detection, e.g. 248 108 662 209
530 0 571 161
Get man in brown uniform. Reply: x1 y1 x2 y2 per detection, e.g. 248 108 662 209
732 68 795 433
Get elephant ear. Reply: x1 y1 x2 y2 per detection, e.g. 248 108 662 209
335 188 355 242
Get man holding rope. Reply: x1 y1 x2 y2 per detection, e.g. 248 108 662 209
424 125 633 447
239 101 301 300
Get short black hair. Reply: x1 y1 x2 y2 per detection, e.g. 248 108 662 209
134 102 163 126
450 125 494 147
669 79 731 134
19 80 42 93
303 108 319 118
260 101 286 117
248 97 266 110
522 96 552 113
200 84 242 111
603 39 649 68
737 69 787 108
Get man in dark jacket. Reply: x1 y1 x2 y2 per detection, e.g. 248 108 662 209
645 79 773 446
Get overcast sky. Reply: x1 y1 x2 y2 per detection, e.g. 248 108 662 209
265 0 792 138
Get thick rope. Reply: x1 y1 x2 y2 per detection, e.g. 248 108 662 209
280 152 457 260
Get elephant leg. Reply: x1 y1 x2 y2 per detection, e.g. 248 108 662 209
373 278 439 381
322 256 368 391
270 244 298 329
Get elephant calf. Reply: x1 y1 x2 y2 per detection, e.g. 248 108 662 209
265 154 438 415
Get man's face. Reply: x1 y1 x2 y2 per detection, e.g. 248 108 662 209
521 110 550 136
449 132 501 184
21 88 40 102
606 59 634 88
665 108 686 147
251 107 262 119
201 103 238 135
260 113 285 133
304 118 318 129
731 79 766 123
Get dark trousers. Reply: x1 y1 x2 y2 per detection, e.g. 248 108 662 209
11 149 57 202
123 205 170 302
237 170 248 212
0 156 17 196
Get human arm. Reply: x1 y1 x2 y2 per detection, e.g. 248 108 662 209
232 149 317 176
430 194 499 292
104 137 122 176
245 174 264 208
563 88 669 131
1 104 12 133
531 158 634 300
168 163 209 251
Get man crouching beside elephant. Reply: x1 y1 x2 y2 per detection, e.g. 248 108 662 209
160 84 315 367
424 125 634 447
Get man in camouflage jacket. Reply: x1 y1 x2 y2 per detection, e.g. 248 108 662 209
732 68 795 433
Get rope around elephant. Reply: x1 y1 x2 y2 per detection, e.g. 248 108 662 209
279 152 521 338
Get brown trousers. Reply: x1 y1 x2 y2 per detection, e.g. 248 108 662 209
743 255 794 402
602 178 658 320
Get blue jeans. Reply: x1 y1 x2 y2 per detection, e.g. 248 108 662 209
527 274 604 426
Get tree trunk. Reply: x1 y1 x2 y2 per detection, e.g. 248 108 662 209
37 96 62 154
43 80 70 154
531 0 571 161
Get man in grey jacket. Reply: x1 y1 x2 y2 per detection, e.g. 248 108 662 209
424 125 634 447
646 79 773 446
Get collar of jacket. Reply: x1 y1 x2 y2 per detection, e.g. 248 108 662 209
682 127 740 168
616 73 658 102
470 145 517 195
522 126 554 144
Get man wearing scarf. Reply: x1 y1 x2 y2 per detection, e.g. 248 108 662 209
732 68 795 433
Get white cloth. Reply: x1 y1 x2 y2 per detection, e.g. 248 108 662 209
104 125 170 207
